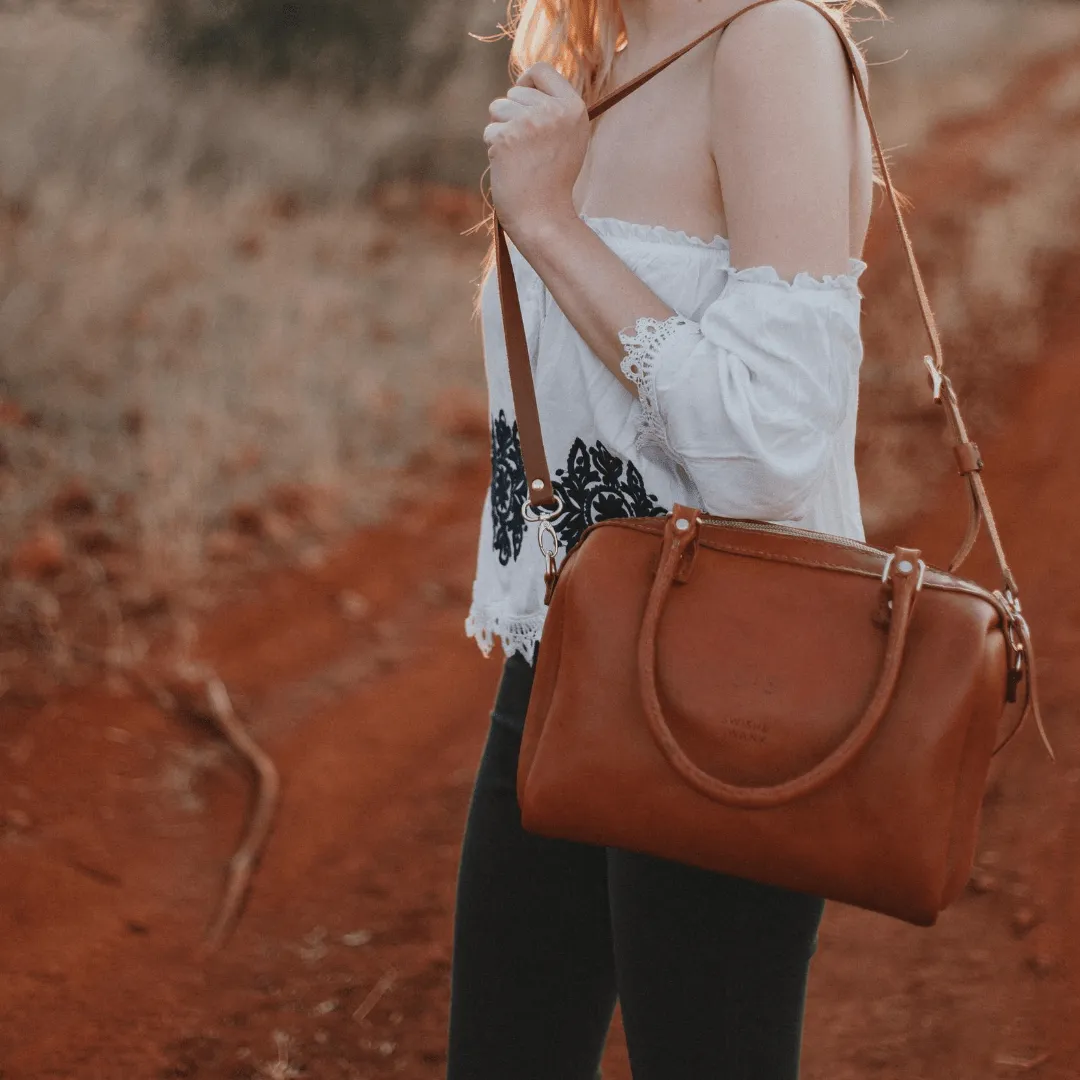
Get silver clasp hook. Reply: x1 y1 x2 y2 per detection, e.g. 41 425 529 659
522 494 564 594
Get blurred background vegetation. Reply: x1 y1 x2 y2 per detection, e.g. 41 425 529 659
151 0 469 100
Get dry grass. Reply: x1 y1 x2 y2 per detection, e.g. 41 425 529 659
1 189 489 572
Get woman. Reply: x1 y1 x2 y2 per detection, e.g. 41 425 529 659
452 0 883 1075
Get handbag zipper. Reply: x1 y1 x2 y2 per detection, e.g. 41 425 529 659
581 513 1002 608
694 514 1004 609
696 515 887 557
694 513 1014 615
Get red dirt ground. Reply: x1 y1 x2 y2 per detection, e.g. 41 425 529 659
3 44 1080 1080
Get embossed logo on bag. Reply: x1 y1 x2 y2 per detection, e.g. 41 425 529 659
716 716 768 745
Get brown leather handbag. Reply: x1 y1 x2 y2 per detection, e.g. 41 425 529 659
492 0 1053 926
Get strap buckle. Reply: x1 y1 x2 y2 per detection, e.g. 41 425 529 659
994 589 1027 700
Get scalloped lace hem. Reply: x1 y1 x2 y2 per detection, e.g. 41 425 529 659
465 603 547 662
618 314 695 459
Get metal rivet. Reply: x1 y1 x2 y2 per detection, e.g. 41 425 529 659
897 559 914 574
675 518 690 532
530 479 544 491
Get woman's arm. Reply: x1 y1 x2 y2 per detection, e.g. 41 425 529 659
486 1 858 395
485 67 671 397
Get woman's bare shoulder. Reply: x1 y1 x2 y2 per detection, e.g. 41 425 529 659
714 0 863 87
708 0 862 279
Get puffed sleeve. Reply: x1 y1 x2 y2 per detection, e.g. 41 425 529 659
618 261 866 522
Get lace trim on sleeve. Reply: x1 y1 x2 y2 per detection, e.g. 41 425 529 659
618 314 696 457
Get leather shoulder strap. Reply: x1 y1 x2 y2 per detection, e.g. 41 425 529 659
494 0 1018 595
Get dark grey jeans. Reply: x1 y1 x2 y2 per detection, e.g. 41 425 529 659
446 651 825 1080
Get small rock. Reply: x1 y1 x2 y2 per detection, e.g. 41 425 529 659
341 929 372 947
11 526 67 580
51 480 96 519
967 867 998 895
338 591 371 622
1011 906 1041 938
1026 950 1056 977
311 999 338 1017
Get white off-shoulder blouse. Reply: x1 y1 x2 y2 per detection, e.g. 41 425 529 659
465 214 869 662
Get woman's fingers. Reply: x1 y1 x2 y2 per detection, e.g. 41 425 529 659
487 97 526 122
488 86 550 125
516 61 579 99
505 85 550 106
485 62 587 159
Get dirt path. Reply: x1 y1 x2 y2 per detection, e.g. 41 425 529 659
3 37 1080 1080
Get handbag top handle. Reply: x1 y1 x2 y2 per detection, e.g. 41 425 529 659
493 0 1019 597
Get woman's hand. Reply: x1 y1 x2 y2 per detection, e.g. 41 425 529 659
483 63 590 243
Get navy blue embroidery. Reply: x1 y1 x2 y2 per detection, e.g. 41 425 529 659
489 415 667 564
490 410 527 566
552 437 668 552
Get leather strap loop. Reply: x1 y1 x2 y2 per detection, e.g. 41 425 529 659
954 441 983 475
494 0 1021 595
636 509 922 808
